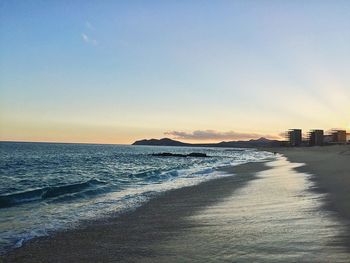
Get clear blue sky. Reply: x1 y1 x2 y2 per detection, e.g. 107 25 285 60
1 0 350 143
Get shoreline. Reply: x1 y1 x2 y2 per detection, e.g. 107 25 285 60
268 145 350 222
1 162 271 262
2 146 350 261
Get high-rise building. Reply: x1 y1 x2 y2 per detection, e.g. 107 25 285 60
308 130 324 146
287 129 302 146
331 130 346 143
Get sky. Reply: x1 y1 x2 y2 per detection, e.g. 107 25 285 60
1 0 350 144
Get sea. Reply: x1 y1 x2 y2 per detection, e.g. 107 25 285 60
0 141 272 254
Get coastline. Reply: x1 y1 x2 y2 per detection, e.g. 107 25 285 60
2 146 350 262
269 145 350 221
1 162 270 262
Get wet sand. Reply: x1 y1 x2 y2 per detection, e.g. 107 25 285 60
271 145 350 221
2 154 350 262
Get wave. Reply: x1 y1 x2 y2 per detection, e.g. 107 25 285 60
0 179 105 209
128 169 163 179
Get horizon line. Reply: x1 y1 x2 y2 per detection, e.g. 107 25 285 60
0 140 129 146
0 136 281 146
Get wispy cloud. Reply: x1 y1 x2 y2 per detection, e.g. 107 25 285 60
165 130 280 141
81 21 98 46
85 21 95 30
81 33 98 46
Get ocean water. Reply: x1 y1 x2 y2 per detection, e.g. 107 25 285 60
0 142 272 254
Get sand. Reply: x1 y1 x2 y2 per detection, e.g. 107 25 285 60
271 145 350 221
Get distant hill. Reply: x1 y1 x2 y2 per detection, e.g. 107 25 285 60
132 138 191 147
132 137 281 148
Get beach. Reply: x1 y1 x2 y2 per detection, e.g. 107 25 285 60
2 0 350 261
2 146 350 262
273 145 350 221
2 162 270 262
